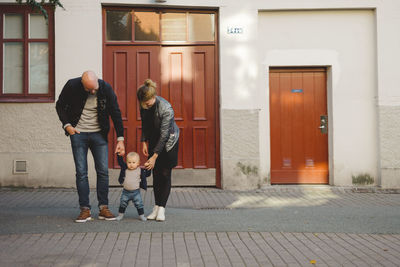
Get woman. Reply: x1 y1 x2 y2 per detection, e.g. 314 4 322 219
137 79 179 221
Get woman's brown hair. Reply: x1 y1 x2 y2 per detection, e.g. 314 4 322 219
137 79 157 103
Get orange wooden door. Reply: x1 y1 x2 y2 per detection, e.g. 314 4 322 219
161 46 216 169
105 45 216 171
270 68 328 184
104 45 161 168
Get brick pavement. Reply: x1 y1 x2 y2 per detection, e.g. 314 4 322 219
1 186 400 266
1 231 400 266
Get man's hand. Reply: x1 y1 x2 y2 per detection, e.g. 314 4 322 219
66 125 80 135
115 140 125 156
142 142 149 157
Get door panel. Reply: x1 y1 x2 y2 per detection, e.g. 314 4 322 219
270 68 328 184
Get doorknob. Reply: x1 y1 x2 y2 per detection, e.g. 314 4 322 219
319 115 328 134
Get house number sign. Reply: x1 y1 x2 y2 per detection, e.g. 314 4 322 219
227 26 243 34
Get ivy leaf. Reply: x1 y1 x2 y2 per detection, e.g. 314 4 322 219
15 0 65 23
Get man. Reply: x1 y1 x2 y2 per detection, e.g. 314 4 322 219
56 71 125 222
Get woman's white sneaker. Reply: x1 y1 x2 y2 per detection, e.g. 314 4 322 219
147 205 159 220
156 207 165 221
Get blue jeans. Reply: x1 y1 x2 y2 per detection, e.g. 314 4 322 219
70 132 109 209
119 189 144 215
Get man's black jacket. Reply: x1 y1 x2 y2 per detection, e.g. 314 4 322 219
55 77 124 140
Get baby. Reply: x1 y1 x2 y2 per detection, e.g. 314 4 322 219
116 152 151 221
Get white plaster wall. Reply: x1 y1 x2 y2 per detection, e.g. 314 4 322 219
219 6 259 110
55 0 103 96
376 0 400 106
1 0 399 188
257 10 378 186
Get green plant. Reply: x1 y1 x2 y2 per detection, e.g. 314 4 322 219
237 162 258 176
16 0 64 21
352 173 374 185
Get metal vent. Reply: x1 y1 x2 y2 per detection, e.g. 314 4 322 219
14 160 27 174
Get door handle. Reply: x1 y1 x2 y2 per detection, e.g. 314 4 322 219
319 115 328 134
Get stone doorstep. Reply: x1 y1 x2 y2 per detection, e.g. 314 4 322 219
350 187 400 194
259 184 400 194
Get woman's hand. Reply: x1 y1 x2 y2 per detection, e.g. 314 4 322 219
144 153 158 170
142 142 149 157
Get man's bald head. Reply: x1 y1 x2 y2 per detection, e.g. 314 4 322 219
81 71 99 95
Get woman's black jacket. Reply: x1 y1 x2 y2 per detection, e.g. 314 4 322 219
140 96 179 154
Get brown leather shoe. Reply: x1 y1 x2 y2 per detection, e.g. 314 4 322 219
75 207 91 223
98 205 116 221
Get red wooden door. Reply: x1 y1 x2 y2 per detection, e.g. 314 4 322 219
161 46 216 169
104 45 161 167
270 68 328 184
105 45 216 172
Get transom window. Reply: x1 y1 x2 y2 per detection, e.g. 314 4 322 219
105 9 216 43
0 5 54 102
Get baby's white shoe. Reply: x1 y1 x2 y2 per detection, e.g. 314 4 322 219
116 213 124 221
156 207 165 221
147 205 159 220
139 214 147 221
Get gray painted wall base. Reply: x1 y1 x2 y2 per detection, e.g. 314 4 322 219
381 168 400 189
0 152 216 188
220 109 262 190
110 169 216 187
379 105 400 188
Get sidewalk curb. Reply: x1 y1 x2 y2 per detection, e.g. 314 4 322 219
1 185 400 194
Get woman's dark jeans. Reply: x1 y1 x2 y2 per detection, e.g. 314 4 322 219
70 132 109 209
